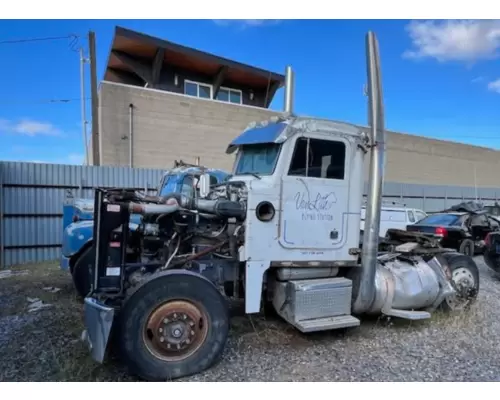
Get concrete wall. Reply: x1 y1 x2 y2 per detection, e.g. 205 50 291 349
99 81 281 171
382 131 500 188
99 81 500 188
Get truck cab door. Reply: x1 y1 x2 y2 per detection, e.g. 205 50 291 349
278 135 353 256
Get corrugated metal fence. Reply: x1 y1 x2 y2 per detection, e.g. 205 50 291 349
368 181 500 212
1 161 500 267
0 162 165 267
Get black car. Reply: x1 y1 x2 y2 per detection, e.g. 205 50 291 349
406 204 500 256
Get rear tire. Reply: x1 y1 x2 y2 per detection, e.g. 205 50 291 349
118 272 229 381
440 253 480 312
459 239 475 256
71 247 93 299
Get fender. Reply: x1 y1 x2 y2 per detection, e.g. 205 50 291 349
62 220 95 259
67 240 94 273
122 269 224 309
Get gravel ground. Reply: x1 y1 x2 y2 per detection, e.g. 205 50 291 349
181 256 500 382
1 257 500 381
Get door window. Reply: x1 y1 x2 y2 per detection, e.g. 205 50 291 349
180 175 195 199
209 174 218 185
415 210 427 222
288 137 346 180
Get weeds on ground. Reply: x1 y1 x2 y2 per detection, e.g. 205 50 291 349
0 262 128 381
0 261 483 381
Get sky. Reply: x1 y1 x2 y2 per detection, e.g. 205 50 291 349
0 19 500 165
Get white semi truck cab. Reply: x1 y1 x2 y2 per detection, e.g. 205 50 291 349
80 32 480 382
224 116 366 322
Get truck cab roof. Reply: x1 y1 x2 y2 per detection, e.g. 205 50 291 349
226 116 366 154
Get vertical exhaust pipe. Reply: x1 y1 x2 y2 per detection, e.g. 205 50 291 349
353 31 386 314
284 65 295 114
79 48 89 165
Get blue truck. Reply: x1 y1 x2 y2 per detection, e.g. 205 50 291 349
61 162 230 297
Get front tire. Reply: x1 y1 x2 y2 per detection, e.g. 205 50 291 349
71 247 94 299
440 253 480 312
118 272 229 381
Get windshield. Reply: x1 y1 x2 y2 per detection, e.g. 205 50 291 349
158 175 178 196
418 213 462 226
234 143 281 176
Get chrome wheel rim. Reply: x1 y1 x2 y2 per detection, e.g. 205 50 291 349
445 267 477 310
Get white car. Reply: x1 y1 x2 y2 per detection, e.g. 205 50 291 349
360 202 427 237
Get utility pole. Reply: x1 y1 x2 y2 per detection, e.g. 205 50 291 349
79 47 89 165
88 31 100 166
474 163 478 200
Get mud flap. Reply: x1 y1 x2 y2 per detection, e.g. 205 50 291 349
82 297 115 363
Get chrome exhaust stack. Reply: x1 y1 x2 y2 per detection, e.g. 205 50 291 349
353 31 387 314
284 65 295 115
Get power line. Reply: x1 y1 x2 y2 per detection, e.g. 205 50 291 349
0 97 90 105
0 33 81 52
0 34 77 44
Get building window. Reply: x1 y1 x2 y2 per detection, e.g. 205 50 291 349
184 80 213 99
288 137 346 180
183 80 243 104
216 87 243 104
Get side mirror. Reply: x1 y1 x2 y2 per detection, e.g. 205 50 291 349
198 173 211 198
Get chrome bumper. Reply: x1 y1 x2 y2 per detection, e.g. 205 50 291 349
82 297 115 363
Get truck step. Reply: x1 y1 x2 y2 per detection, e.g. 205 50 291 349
383 308 431 320
295 315 361 333
271 277 357 333
291 277 353 321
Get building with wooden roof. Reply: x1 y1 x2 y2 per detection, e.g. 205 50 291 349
92 26 500 189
